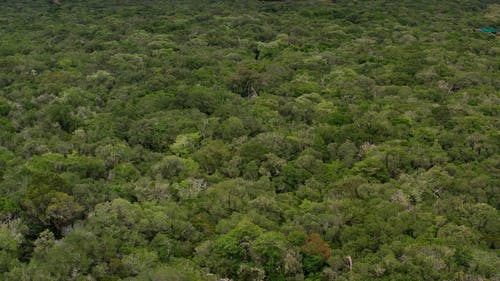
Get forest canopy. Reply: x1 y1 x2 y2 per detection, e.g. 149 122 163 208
0 0 499 280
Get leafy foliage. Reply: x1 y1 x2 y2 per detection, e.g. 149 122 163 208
0 0 498 280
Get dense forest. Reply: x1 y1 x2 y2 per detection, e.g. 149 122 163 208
0 0 499 280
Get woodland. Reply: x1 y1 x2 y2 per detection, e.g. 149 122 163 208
0 0 499 280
